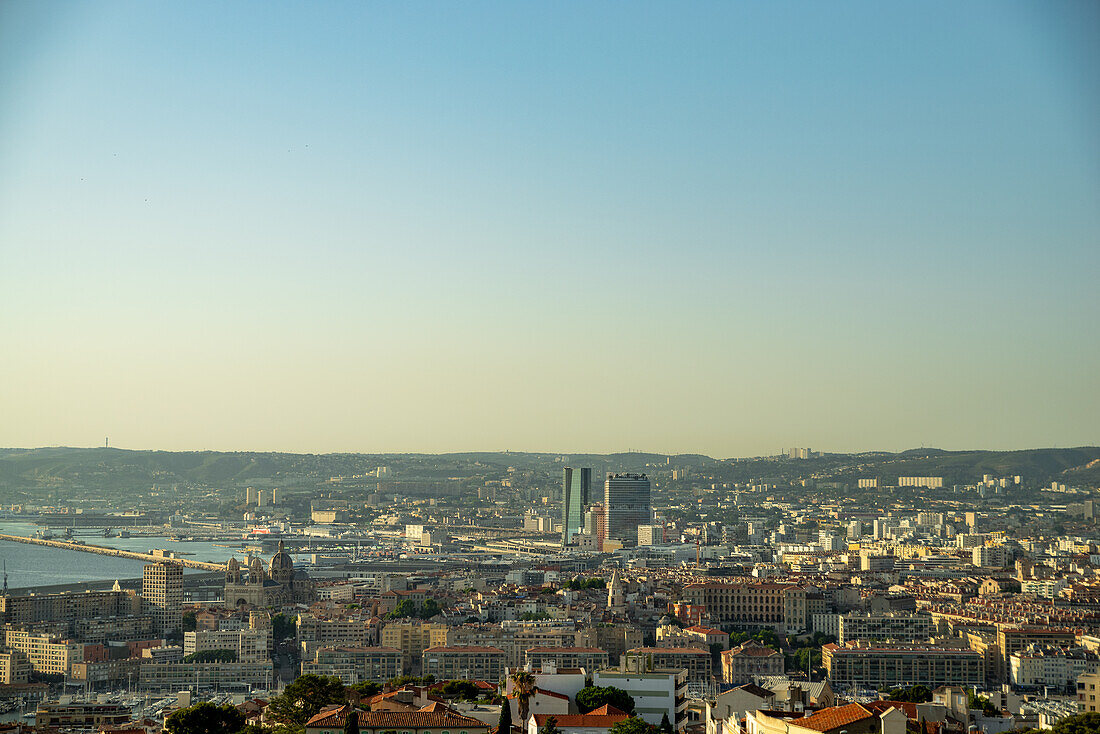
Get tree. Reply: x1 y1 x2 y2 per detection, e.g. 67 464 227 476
576 686 636 715
496 701 512 734
884 685 932 703
166 702 246 734
539 717 561 734
660 713 673 734
182 611 197 632
267 675 348 731
608 717 659 734
344 710 359 734
386 674 435 687
511 669 539 723
419 599 442 619
967 691 998 717
440 680 481 700
1052 713 1100 734
271 613 297 642
350 681 382 697
729 627 781 651
183 649 237 663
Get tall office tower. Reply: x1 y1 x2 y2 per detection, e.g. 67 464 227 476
562 467 592 546
143 562 183 635
604 473 652 543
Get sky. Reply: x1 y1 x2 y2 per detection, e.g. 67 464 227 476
0 1 1097 458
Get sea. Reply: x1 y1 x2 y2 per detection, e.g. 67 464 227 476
0 520 269 591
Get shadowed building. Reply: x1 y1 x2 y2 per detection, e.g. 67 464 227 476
562 467 592 546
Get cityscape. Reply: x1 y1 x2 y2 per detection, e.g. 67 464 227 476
1 2 1098 734
0 447 1099 734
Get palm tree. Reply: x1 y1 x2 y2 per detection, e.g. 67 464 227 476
510 670 539 725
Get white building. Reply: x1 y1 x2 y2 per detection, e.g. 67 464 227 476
594 665 688 731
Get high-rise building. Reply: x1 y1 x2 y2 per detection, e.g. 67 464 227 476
143 562 183 635
561 467 592 546
604 473 651 544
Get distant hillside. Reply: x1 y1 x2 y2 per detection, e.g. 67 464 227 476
0 445 1096 497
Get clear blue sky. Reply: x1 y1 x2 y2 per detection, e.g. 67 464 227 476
1 1 1097 457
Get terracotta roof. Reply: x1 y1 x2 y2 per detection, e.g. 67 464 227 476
865 701 919 720
586 705 628 716
526 647 607 653
686 625 725 635
423 646 506 654
532 712 629 728
792 704 874 733
307 706 487 730
630 646 710 655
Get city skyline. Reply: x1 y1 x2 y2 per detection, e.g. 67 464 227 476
1 1 1097 457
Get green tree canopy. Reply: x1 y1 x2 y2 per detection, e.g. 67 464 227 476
271 613 297 641
1052 713 1100 734
386 674 435 687
729 628 782 651
166 702 247 734
495 701 512 734
576 686 635 715
883 685 932 703
350 681 382 697
539 717 561 734
439 680 481 700
183 649 237 663
344 710 359 734
267 675 348 731
608 717 659 734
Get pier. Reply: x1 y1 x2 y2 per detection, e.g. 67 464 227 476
0 533 224 571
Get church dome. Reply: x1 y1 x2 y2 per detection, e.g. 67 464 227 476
269 540 294 575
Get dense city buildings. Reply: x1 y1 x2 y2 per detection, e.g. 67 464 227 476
2 446 1100 732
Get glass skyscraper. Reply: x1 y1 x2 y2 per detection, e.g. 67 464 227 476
604 472 652 543
561 467 591 545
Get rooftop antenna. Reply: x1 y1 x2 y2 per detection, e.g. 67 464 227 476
105 437 109 448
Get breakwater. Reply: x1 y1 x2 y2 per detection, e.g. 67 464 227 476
0 533 224 571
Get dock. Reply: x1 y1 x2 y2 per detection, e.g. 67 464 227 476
0 533 225 571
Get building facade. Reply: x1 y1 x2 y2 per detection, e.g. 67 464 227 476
823 642 983 690
562 467 592 546
421 645 506 681
604 473 652 544
224 541 315 608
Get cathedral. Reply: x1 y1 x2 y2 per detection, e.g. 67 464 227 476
223 541 315 608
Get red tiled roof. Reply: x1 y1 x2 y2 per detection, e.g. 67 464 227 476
686 625 724 635
865 701 918 720
307 706 487 730
423 646 506 654
792 704 874 733
630 646 710 655
532 712 629 728
526 647 607 653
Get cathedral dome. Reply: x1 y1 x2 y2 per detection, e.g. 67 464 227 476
269 540 294 577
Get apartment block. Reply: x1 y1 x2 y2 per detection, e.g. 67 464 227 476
823 642 983 690
421 646 506 681
838 612 934 644
301 646 402 684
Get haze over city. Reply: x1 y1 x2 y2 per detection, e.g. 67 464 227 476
1 2 1097 456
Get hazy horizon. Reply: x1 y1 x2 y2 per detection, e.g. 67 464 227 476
2 1 1097 457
